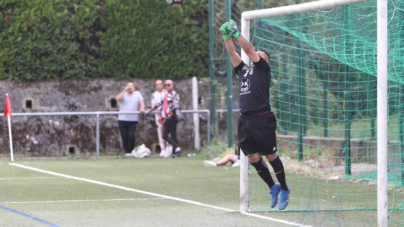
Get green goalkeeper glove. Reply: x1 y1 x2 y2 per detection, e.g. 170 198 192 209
219 22 231 40
228 20 241 38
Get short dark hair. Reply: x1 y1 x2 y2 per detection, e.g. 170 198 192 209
258 49 270 61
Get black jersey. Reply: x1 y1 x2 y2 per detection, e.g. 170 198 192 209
235 57 271 114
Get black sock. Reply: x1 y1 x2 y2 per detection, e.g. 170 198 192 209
269 156 288 191
251 158 275 190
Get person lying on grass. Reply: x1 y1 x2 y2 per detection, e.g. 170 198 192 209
203 154 240 167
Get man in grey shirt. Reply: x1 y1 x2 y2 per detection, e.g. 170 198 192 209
115 82 145 156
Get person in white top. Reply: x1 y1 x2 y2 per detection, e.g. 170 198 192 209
115 82 145 156
147 80 182 158
150 80 169 157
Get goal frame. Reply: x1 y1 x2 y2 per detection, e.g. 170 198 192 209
239 1 388 226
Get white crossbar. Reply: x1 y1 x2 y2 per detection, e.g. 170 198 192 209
242 0 371 20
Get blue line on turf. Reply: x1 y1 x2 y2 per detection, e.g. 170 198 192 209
0 205 59 227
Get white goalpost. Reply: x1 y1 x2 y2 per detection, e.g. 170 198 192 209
239 0 388 226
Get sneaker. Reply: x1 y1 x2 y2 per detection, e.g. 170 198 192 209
175 147 182 157
164 147 173 158
278 188 290 210
269 183 281 208
203 160 218 167
168 154 176 158
159 149 165 157
125 153 133 157
231 160 240 167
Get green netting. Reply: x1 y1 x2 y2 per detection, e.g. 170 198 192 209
226 0 404 219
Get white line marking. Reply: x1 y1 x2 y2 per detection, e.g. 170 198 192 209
9 163 306 227
0 177 61 180
3 198 165 204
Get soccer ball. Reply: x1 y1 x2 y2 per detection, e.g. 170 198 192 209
166 0 184 6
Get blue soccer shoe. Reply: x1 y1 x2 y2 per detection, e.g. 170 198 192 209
269 183 281 208
278 188 290 210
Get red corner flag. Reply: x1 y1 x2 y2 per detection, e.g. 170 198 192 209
4 93 11 118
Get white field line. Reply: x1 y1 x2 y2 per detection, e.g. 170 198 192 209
9 163 308 227
3 198 165 204
0 177 61 180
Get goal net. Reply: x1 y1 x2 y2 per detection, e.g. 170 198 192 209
238 0 404 223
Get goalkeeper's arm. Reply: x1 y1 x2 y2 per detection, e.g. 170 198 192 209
235 35 260 63
220 22 242 67
228 20 260 63
224 39 242 67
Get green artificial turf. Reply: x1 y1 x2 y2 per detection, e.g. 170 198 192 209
0 158 399 226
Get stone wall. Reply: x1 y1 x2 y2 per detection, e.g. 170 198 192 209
0 78 240 156
2 78 400 168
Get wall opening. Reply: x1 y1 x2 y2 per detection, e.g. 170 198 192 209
26 100 32 109
69 146 75 154
22 97 35 111
111 98 117 108
106 96 119 111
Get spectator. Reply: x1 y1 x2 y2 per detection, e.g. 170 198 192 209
147 79 182 158
116 82 145 156
150 79 169 157
203 154 240 167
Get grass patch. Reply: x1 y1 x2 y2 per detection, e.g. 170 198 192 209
197 138 228 159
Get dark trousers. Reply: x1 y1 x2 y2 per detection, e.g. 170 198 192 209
118 121 138 153
163 118 178 150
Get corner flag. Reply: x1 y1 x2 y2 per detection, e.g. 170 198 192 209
4 93 13 162
4 93 11 118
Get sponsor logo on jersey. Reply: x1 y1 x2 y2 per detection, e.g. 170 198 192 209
240 78 251 95
243 70 249 77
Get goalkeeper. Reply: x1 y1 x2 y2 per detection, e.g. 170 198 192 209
220 20 290 210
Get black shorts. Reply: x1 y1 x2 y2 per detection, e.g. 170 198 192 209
238 112 277 156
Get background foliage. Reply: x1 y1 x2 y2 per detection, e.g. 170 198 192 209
0 0 209 82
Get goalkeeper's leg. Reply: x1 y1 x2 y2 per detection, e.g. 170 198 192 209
248 153 280 208
268 154 290 210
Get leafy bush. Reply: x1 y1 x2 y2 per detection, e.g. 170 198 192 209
198 138 227 160
0 0 208 81
0 0 100 81
97 0 209 80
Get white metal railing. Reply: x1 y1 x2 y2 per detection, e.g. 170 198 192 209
10 110 211 157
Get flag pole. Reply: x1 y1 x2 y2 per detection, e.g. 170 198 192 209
7 112 14 163
5 93 14 163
